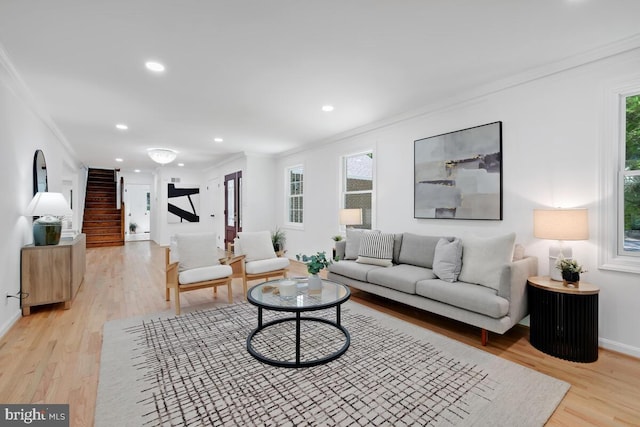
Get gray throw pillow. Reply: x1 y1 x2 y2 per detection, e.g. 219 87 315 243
344 229 379 260
432 237 463 282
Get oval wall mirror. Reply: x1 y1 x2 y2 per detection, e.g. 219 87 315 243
33 149 48 195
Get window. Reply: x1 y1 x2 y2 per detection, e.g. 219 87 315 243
622 94 640 255
600 80 640 274
343 152 374 229
286 165 304 225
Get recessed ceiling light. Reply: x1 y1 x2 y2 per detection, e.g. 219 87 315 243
115 123 128 130
322 105 334 112
115 158 123 162
134 169 141 173
178 163 185 167
145 61 165 73
214 137 223 143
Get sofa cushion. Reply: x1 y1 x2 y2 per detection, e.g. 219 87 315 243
176 232 219 272
236 231 277 262
458 233 516 291
416 279 509 319
327 260 383 282
179 264 232 285
356 232 394 267
367 264 436 294
432 237 463 282
245 257 290 275
397 233 443 269
344 229 379 260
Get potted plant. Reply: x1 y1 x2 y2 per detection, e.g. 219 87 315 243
129 222 138 234
555 257 586 286
271 227 286 256
296 251 332 291
331 235 343 261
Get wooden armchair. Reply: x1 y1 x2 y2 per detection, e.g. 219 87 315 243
229 231 290 296
165 233 243 315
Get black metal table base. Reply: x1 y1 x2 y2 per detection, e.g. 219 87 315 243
247 312 350 368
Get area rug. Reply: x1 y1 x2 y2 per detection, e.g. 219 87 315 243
96 301 569 426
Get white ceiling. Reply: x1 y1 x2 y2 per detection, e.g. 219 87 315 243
1 0 640 172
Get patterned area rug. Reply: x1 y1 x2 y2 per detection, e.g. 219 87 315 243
96 302 569 426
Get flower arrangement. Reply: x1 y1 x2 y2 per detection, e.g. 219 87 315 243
271 227 286 252
296 251 332 275
555 257 586 274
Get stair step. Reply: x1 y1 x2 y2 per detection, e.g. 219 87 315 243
82 226 121 234
87 241 124 248
86 233 123 243
83 222 121 229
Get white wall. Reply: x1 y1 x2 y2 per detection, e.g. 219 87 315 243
0 60 83 337
275 48 640 357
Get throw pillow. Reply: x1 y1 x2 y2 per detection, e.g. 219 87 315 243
432 237 463 282
397 233 443 269
512 243 525 261
344 229 379 260
175 233 219 272
458 232 516 290
356 232 394 267
237 231 277 262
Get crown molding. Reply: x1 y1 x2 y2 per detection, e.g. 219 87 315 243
0 43 81 164
281 33 640 159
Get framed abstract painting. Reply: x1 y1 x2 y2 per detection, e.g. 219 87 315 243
414 121 502 220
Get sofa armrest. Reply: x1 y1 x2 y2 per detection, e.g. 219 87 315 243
335 240 347 260
498 256 538 322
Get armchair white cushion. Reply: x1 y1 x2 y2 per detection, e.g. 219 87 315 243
179 265 233 285
175 232 219 271
245 258 290 275
235 231 277 261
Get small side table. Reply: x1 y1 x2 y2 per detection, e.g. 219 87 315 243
527 276 599 363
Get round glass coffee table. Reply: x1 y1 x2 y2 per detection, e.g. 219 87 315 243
246 278 350 368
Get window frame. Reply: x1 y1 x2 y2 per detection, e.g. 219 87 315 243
284 164 304 229
341 150 375 230
599 79 640 273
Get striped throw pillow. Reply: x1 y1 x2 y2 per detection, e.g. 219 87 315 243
356 232 394 267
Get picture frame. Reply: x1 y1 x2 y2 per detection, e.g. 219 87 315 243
414 121 502 220
167 183 200 223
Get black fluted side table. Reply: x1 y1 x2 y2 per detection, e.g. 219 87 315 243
527 276 599 363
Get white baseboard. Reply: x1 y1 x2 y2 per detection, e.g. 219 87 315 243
599 337 640 359
0 309 21 340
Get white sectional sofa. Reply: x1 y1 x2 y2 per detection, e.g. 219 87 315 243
327 231 537 344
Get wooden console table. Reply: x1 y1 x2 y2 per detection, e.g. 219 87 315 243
527 275 599 363
21 233 87 315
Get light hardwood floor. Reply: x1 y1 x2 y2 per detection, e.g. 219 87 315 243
0 241 638 426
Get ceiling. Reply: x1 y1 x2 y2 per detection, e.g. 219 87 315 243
1 1 640 173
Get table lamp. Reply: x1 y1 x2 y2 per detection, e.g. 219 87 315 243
339 208 362 228
25 192 73 246
533 208 589 281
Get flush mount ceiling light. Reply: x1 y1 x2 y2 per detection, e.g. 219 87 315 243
322 105 334 112
178 163 184 167
115 158 123 162
145 61 165 73
134 169 141 173
115 123 128 130
213 137 223 143
147 148 177 165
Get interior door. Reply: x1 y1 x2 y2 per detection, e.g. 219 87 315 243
206 178 223 248
224 171 242 247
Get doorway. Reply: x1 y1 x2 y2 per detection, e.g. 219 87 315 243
224 171 242 247
125 184 151 242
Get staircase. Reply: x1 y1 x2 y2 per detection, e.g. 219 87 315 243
82 168 124 248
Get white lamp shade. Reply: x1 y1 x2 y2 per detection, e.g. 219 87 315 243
339 208 363 226
533 208 589 241
147 148 177 165
25 192 72 217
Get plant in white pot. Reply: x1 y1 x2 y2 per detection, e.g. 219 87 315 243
296 251 332 291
